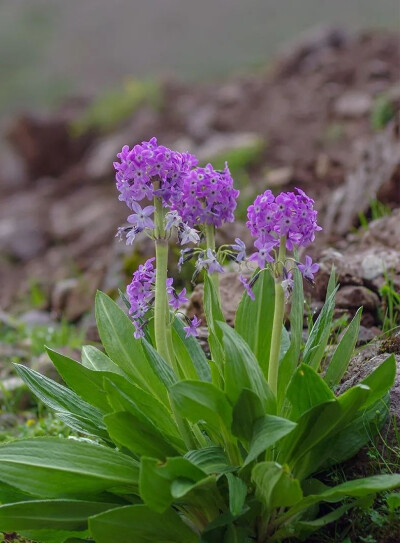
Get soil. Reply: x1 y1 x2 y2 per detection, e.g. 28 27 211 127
0 26 399 318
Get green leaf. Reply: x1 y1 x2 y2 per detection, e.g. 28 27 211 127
203 275 225 369
46 348 110 412
0 438 139 498
172 317 211 382
104 412 179 459
0 499 118 531
294 501 353 538
286 474 400 518
89 504 198 543
139 456 207 512
252 462 302 511
95 291 167 403
56 412 111 442
142 339 177 390
14 364 104 430
387 492 400 511
303 286 338 370
278 268 304 408
103 377 180 441
287 364 334 421
170 380 232 433
243 415 297 467
0 481 35 505
359 354 396 409
235 269 275 378
81 345 125 376
225 473 247 516
219 322 273 411
184 447 231 475
19 530 91 543
232 388 265 443
324 308 362 387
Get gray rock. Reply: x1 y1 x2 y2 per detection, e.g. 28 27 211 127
19 310 54 327
335 285 380 313
334 91 372 118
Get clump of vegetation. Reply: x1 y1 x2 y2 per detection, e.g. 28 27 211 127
370 94 396 131
0 137 398 542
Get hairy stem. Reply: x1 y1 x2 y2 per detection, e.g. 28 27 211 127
268 237 287 396
205 223 221 300
154 196 172 364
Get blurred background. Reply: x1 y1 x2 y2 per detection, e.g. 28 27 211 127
1 0 399 119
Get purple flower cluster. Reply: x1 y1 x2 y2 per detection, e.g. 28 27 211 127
126 258 188 338
114 137 198 209
171 163 239 228
246 188 321 252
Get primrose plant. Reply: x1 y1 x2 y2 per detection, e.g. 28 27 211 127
1 137 399 543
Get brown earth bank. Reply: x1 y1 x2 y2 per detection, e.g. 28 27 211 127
0 27 399 318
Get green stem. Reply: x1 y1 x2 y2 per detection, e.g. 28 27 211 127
205 223 220 300
153 196 173 365
268 237 287 396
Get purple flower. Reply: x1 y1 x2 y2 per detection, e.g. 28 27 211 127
203 249 224 274
246 188 321 251
248 239 278 269
171 162 239 228
127 202 155 230
297 255 320 283
183 316 201 338
169 288 189 310
231 238 247 262
114 138 198 209
165 210 182 231
282 271 294 300
239 275 255 301
179 224 200 245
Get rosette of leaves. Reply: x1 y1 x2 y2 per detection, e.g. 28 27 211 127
1 270 399 543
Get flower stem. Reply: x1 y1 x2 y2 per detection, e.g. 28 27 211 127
205 223 220 299
153 196 172 365
268 236 286 396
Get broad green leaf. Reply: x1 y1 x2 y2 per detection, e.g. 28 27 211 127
142 339 177 390
243 415 297 467
0 438 138 498
232 388 265 443
326 267 337 300
0 499 118 531
303 286 338 370
294 501 352 539
81 345 125 376
0 481 35 505
172 317 211 382
317 399 388 469
95 291 167 403
185 447 231 475
235 269 275 378
104 412 179 459
225 473 247 516
252 462 302 511
324 308 362 387
387 492 400 511
203 275 225 370
219 322 273 411
285 474 400 519
287 364 334 421
284 385 371 479
103 378 180 441
170 380 232 433
14 364 104 428
56 412 111 442
139 456 207 512
359 354 396 409
278 267 304 408
89 504 198 543
46 348 110 412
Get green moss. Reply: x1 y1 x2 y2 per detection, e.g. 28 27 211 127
201 138 265 177
371 94 396 131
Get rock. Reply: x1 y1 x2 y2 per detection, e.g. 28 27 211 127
335 286 380 313
0 216 47 262
0 376 31 410
187 273 245 326
51 279 79 316
356 325 381 346
266 167 294 187
334 91 372 118
185 104 216 141
19 310 54 327
85 132 129 179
